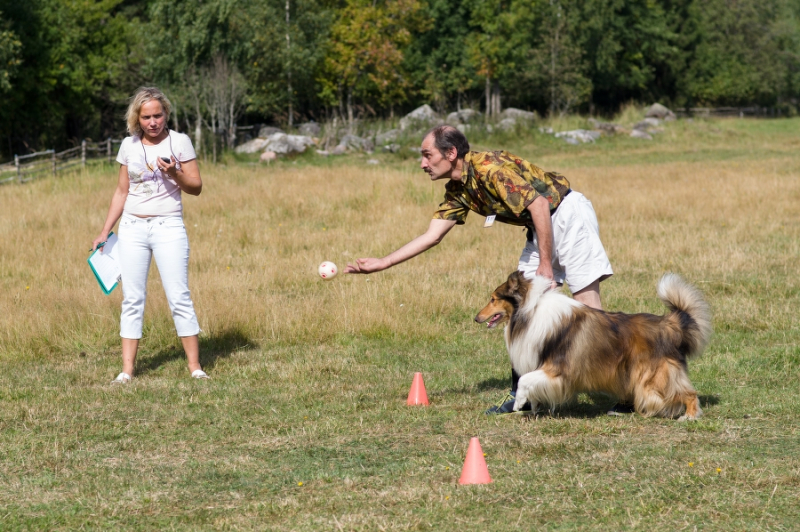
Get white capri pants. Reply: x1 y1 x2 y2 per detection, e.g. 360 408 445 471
117 212 200 339
518 191 613 293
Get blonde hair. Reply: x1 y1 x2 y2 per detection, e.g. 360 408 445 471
125 87 172 137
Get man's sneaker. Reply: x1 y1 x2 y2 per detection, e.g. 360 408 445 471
485 393 531 415
607 402 636 416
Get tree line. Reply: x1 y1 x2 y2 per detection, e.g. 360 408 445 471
2 0 799 159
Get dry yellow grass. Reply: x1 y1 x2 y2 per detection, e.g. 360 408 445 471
2 122 798 357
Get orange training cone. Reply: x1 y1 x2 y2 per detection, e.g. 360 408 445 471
406 372 429 406
458 437 492 485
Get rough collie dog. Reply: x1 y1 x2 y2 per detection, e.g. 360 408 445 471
475 272 712 419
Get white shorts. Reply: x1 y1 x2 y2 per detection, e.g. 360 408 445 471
518 191 613 293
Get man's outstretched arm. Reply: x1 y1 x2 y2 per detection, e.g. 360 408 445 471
345 218 457 274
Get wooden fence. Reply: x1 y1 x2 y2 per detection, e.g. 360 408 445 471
0 138 123 186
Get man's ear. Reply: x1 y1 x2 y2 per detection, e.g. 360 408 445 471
447 146 458 162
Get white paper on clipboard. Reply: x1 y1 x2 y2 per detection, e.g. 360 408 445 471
87 232 121 295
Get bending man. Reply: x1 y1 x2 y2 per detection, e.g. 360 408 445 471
345 125 613 414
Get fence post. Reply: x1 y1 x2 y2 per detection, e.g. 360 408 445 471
52 149 56 177
15 154 20 183
81 140 86 168
107 137 111 164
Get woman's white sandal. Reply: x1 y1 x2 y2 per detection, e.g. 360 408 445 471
112 372 131 384
191 369 210 379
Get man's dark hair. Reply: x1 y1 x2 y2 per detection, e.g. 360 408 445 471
425 125 470 159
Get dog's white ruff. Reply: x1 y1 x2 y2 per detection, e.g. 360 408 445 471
504 275 580 376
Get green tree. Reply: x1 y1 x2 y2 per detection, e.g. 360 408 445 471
0 0 147 158
684 0 800 106
245 0 332 124
146 0 331 128
578 0 679 112
404 0 477 113
464 0 536 119
0 11 22 93
319 0 427 125
522 0 592 116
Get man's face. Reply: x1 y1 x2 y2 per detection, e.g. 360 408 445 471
420 134 456 181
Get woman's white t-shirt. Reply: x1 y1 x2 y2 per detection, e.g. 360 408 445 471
116 130 197 216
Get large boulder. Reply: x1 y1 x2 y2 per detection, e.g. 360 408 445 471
235 137 269 154
258 126 285 138
496 117 518 132
630 129 653 140
634 117 662 130
446 108 481 125
645 103 676 121
400 104 441 131
262 132 315 154
501 108 537 122
375 129 401 146
588 118 626 135
298 121 321 137
338 134 374 153
554 129 600 144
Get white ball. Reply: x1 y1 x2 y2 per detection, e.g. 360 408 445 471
318 261 338 280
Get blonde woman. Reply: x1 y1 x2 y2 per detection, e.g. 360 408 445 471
91 87 207 383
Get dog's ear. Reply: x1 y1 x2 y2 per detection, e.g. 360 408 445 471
505 271 529 302
506 271 520 292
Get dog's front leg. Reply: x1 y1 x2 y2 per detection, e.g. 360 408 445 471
513 370 544 412
513 389 534 412
514 369 565 413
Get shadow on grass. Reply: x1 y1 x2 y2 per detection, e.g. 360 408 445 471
700 394 720 408
437 377 509 396
440 383 720 418
531 393 721 419
136 328 258 376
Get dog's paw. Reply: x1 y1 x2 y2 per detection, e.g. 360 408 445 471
678 405 702 421
512 395 528 412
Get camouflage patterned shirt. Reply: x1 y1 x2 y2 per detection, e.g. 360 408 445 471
432 151 571 227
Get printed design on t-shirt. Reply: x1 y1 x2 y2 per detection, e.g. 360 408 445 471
128 151 179 197
128 168 156 197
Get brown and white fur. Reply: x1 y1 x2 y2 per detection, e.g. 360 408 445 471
475 272 712 419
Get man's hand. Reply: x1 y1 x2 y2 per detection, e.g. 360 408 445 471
345 257 390 274
535 262 557 289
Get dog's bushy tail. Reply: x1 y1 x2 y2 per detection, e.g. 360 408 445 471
657 273 713 359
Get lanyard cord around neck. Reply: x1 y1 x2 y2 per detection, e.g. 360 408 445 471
139 129 177 192
140 128 177 164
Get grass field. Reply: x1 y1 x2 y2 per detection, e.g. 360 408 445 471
1 116 799 530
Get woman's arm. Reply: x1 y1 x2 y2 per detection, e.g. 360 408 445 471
159 157 202 196
92 165 130 252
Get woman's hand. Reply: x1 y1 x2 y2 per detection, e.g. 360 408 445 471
158 157 202 195
91 232 110 253
157 156 178 178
